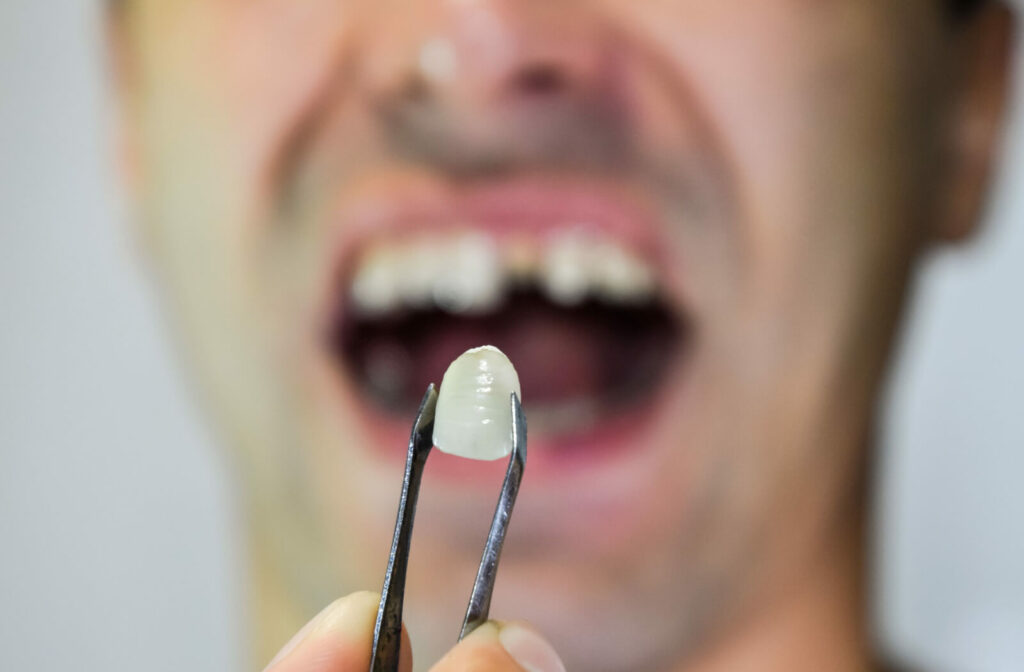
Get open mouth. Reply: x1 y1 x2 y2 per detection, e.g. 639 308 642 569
324 183 691 465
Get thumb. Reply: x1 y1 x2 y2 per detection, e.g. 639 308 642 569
263 591 413 672
430 621 566 672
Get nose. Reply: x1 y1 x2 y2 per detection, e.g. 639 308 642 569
357 0 624 130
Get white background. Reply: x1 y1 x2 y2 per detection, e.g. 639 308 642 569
1 2 1022 671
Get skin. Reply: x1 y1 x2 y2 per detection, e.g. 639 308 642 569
111 0 1015 670
262 592 564 672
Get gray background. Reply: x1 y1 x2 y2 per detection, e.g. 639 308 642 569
1 2 1021 671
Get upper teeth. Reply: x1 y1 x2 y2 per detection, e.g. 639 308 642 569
349 228 657 316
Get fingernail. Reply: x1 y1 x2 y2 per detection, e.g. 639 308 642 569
498 624 566 672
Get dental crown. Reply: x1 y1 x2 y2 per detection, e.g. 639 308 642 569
433 345 522 460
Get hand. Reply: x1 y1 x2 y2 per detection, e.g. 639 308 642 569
264 591 566 672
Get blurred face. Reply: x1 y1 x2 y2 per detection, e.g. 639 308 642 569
117 0 991 669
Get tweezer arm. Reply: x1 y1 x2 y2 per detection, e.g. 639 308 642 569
370 385 437 672
370 387 528 670
459 392 528 640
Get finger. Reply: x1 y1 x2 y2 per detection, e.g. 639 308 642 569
264 591 413 672
430 621 565 672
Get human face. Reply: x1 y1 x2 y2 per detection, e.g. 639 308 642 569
115 0 1001 669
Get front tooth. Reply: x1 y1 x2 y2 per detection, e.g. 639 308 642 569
432 345 522 460
350 245 401 315
395 238 444 308
592 241 656 303
540 230 595 305
432 231 503 313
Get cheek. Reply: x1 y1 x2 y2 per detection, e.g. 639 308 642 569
130 0 362 429
610 0 928 539
134 0 353 224
611 0 925 289
632 1 923 368
207 0 353 183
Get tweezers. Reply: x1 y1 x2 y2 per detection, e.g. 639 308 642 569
369 384 528 672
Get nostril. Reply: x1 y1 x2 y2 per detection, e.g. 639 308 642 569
510 63 569 97
401 72 431 103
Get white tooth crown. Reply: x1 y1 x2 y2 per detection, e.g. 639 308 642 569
396 237 444 308
432 345 522 461
591 238 656 303
432 232 502 313
349 245 401 315
540 229 592 305
348 228 657 315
